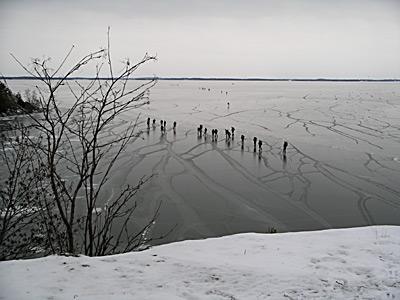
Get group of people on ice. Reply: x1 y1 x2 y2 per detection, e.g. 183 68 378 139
147 117 288 157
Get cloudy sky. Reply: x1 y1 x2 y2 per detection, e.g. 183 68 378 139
1 0 399 78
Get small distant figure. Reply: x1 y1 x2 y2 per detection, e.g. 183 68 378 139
225 129 229 139
173 121 177 134
198 125 203 137
226 91 228 95
160 120 163 125
241 134 245 144
211 129 215 140
283 141 288 153
227 131 231 141
153 119 156 127
147 117 150 128
231 127 235 137
227 102 230 109
253 137 257 151
204 128 207 136
258 140 262 151
164 120 167 130
211 129 218 142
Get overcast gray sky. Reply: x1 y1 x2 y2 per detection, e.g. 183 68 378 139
1 0 399 78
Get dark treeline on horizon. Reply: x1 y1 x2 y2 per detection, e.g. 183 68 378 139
2 76 399 82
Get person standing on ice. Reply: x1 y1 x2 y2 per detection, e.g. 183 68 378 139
231 127 235 138
283 141 288 153
147 117 150 128
253 137 257 151
153 119 156 127
258 140 262 151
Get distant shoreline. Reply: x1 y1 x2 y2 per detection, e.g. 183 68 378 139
2 76 399 82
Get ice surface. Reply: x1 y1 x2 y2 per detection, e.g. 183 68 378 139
5 80 400 245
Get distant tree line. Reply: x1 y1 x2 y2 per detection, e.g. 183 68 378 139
0 82 40 115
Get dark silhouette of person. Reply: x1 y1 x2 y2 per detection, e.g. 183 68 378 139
215 129 218 140
258 140 262 151
283 141 288 153
164 120 167 129
204 128 207 136
231 127 235 136
153 119 156 127
227 131 231 141
227 102 230 109
253 137 257 151
147 117 150 128
172 121 177 135
241 134 245 144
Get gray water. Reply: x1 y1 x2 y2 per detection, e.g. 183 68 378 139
5 80 400 245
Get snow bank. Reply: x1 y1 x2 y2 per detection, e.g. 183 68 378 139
1 226 399 299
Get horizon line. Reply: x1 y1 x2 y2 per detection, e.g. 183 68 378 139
2 76 400 82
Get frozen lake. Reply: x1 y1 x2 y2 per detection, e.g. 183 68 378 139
6 80 400 245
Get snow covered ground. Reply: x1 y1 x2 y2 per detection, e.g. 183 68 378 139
1 225 399 299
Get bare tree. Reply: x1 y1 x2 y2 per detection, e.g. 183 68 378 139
0 125 46 260
1 32 162 258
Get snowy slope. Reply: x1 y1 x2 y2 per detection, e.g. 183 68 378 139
1 226 399 299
